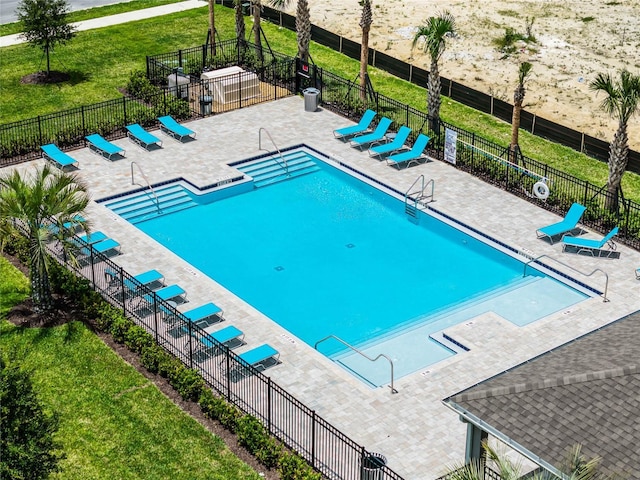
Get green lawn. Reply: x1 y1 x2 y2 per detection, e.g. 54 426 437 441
0 257 260 480
0 0 184 37
1 3 639 202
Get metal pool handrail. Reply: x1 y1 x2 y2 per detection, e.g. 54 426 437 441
258 127 288 176
315 335 398 394
130 161 160 213
523 254 609 302
405 174 434 209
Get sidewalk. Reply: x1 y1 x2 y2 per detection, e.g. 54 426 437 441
0 0 205 48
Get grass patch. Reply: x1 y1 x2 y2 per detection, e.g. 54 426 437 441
1 4 640 202
0 257 260 480
0 0 184 37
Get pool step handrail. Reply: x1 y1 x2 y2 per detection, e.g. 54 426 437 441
258 127 289 178
314 335 398 394
523 254 609 302
130 161 161 213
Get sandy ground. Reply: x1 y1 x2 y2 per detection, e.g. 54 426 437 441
282 0 640 150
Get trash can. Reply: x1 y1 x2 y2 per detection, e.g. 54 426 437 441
360 452 387 480
303 87 320 112
199 95 212 115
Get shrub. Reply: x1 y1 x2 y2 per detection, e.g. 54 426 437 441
109 315 134 344
199 389 242 433
140 344 169 374
1 232 29 264
124 325 154 354
170 367 205 402
279 452 322 480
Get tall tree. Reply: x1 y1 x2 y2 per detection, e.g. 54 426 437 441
269 0 311 63
590 69 640 211
0 353 65 479
359 0 373 101
510 61 533 164
412 11 456 132
17 0 77 76
0 165 89 312
234 0 246 44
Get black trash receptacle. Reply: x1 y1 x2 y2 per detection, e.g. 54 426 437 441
303 87 320 112
360 452 387 480
199 95 212 116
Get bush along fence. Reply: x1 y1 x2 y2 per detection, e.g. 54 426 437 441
3 227 404 480
0 39 296 167
239 0 640 174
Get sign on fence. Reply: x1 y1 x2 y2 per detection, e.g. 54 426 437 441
444 128 457 165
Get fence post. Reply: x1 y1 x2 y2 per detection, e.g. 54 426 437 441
267 377 272 433
122 97 127 126
81 106 86 138
120 266 127 317
178 49 183 69
202 44 207 71
188 316 193 369
146 55 150 79
37 116 43 147
225 348 231 399
583 180 589 207
153 297 159 344
311 410 316 468
90 248 96 289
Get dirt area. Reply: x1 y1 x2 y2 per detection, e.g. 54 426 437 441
2 253 280 480
282 0 640 149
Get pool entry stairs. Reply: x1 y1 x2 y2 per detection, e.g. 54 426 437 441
104 184 197 224
237 150 320 188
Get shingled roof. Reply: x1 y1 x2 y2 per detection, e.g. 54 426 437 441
444 310 640 478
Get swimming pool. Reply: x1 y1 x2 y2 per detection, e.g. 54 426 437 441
102 146 589 386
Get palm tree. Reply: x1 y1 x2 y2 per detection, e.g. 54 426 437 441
590 69 640 211
207 0 216 56
251 0 263 63
234 0 246 44
269 0 311 63
412 12 456 133
510 61 533 164
0 165 89 312
359 0 373 101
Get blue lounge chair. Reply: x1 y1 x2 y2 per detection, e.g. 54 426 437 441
41 144 78 170
333 109 377 139
85 134 125 160
536 203 586 244
386 134 430 168
80 238 121 257
142 284 187 305
126 124 163 150
202 326 244 350
636 267 640 280
158 116 196 142
561 226 619 257
368 126 412 158
78 231 108 245
105 268 164 293
349 118 393 150
237 344 280 372
184 302 224 325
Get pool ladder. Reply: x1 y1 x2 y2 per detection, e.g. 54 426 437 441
405 175 434 221
315 335 398 394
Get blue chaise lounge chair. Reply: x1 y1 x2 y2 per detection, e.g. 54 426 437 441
185 302 224 325
333 109 377 139
105 268 165 294
85 134 125 160
41 144 78 170
142 284 187 305
536 203 586 244
80 238 121 258
158 115 196 142
349 118 393 150
368 126 412 158
126 124 163 150
386 134 430 168
237 344 280 372
561 226 619 257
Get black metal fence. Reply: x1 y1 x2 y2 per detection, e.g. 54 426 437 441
42 228 404 480
312 65 640 250
0 39 296 167
246 0 640 174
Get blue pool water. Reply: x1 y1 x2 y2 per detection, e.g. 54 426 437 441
105 148 588 386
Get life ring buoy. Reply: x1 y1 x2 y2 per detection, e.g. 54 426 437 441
533 181 550 200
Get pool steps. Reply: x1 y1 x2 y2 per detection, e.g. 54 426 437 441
104 184 197 223
236 150 320 188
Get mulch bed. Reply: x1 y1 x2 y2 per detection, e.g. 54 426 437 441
21 71 70 85
2 253 280 479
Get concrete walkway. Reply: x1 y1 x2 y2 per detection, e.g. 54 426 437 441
0 0 205 48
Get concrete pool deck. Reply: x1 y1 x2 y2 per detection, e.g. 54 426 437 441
7 96 640 478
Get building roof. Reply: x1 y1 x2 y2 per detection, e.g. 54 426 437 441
444 310 640 478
